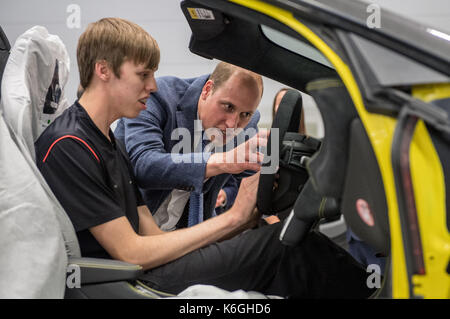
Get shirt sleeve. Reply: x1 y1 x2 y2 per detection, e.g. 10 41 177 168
37 138 126 232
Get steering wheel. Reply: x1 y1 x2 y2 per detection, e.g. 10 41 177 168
257 89 306 217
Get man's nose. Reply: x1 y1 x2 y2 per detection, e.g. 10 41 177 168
146 76 158 93
225 112 239 129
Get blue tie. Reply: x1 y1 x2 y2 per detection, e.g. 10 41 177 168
188 191 204 227
187 134 210 227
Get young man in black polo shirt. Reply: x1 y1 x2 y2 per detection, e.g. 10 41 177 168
35 17 373 298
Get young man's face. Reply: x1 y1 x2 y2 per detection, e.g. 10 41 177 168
198 73 261 144
111 60 157 118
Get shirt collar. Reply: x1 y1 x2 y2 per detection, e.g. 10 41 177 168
75 101 117 150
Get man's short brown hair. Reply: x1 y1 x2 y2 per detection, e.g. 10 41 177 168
209 61 263 97
77 17 160 88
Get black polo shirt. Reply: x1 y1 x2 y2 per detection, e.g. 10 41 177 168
35 102 142 259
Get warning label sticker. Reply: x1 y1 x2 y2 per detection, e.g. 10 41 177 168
187 7 215 20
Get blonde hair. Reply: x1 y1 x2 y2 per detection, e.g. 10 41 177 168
209 61 263 97
77 17 160 88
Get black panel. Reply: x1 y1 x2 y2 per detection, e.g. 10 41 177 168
342 118 390 255
68 281 153 299
68 257 143 285
180 0 336 91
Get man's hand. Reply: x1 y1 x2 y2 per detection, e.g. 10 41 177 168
205 130 268 178
215 189 227 208
227 172 261 227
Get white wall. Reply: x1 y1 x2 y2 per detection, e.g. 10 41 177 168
1 0 449 137
0 0 211 105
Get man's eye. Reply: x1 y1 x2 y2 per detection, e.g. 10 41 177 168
223 104 233 111
138 72 150 79
241 112 252 118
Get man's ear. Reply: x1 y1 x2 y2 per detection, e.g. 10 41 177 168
201 79 214 100
94 60 111 82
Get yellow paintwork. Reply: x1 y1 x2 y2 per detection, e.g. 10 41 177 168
413 83 450 103
410 85 450 298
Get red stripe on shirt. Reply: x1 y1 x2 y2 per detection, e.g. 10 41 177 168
43 135 100 163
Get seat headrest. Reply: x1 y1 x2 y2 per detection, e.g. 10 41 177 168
0 26 70 159
306 78 358 198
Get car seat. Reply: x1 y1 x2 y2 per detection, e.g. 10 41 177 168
0 25 74 298
0 25 274 299
306 79 390 261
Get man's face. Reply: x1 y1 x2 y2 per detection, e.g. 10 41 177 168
110 60 157 118
198 73 261 144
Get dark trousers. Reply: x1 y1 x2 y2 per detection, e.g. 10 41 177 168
139 223 374 298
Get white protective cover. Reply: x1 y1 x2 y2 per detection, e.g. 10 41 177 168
174 284 280 299
0 110 68 298
0 26 80 298
1 26 70 160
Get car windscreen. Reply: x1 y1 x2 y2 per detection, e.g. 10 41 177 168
348 33 450 87
261 24 334 69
